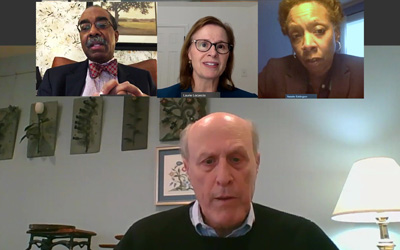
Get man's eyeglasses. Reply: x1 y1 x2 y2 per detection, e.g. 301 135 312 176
192 39 233 54
77 20 113 33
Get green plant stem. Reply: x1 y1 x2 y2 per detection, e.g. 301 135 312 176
37 114 41 154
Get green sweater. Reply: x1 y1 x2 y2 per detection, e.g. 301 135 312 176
116 203 339 250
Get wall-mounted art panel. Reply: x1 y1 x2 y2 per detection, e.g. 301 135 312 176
70 97 103 154
122 96 150 151
159 98 207 141
21 102 58 158
0 106 20 160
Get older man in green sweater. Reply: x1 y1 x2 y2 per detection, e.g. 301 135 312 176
116 112 339 249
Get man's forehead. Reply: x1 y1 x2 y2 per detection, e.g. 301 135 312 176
192 114 250 132
188 130 253 161
79 7 109 22
185 114 255 158
189 118 252 143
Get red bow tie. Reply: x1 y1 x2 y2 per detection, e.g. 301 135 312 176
89 59 118 79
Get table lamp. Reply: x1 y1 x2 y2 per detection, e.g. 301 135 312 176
332 157 400 250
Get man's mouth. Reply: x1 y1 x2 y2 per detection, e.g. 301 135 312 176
215 196 235 201
91 43 104 49
86 36 107 48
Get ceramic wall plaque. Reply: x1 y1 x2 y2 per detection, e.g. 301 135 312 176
70 97 103 154
0 106 20 160
159 98 207 141
21 102 58 158
122 96 150 151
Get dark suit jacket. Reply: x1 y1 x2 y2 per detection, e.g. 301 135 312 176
258 53 364 98
37 60 156 96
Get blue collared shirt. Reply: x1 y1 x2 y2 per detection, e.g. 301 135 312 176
189 200 255 237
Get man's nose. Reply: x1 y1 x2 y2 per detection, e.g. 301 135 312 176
215 159 233 186
88 23 101 36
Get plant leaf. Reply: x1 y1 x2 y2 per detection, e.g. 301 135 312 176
19 135 27 143
24 123 36 131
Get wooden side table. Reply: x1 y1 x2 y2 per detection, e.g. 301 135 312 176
26 224 96 250
99 244 116 249
99 234 124 249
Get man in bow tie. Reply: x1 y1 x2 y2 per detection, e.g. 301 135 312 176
37 6 156 96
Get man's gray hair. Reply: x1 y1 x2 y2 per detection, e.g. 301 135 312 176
179 119 259 160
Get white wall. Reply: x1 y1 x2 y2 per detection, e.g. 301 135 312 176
157 2 258 95
1 46 400 249
0 50 37 102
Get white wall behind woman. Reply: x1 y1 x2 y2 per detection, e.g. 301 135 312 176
157 2 258 95
1 46 400 250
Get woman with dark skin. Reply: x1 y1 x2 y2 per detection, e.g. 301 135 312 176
258 0 363 98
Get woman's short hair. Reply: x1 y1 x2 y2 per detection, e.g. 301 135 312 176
179 16 235 91
278 0 344 36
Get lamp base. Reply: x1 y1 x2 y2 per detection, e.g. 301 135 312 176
378 246 395 250
377 217 395 250
378 239 395 250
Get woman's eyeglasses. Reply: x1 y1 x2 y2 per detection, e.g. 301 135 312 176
192 39 233 54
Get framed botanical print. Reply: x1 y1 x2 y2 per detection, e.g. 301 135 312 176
156 146 196 205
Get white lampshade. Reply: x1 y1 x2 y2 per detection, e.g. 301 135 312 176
332 157 400 223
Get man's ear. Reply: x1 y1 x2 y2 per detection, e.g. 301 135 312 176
256 153 260 174
115 30 119 43
183 159 190 176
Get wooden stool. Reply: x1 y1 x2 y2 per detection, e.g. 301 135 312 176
26 224 96 250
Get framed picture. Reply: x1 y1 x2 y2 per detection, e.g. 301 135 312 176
156 146 196 205
88 2 157 51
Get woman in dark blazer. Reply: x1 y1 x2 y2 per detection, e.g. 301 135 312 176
258 0 363 98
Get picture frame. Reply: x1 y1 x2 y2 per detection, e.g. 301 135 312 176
156 146 196 205
88 2 157 51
